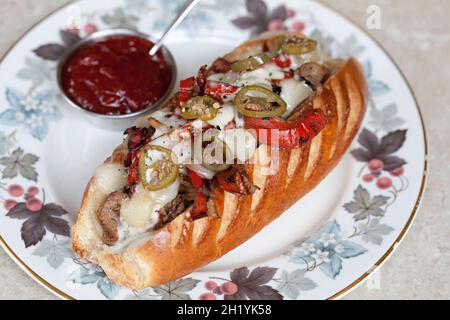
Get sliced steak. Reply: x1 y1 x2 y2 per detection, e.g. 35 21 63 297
154 176 196 230
211 58 232 73
296 62 329 90
97 190 129 246
236 165 258 195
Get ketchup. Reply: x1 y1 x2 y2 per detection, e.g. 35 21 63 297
61 35 172 115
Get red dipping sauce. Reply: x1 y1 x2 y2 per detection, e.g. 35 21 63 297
61 35 173 115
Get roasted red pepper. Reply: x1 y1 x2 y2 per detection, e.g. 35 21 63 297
204 81 239 102
215 165 257 195
179 76 196 106
123 127 155 190
178 66 209 107
271 70 295 87
244 109 327 148
283 70 295 79
127 153 140 186
190 192 208 220
196 65 208 94
272 54 292 68
215 170 242 194
187 168 209 219
125 126 154 151
187 168 204 190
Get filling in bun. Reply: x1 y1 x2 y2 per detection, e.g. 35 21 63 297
93 34 342 248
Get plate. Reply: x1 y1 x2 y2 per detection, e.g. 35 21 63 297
0 0 427 300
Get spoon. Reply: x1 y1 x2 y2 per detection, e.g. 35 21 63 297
149 0 201 56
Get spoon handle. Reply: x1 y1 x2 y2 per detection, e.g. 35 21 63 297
149 0 201 56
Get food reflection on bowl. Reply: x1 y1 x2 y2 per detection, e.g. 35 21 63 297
56 29 177 131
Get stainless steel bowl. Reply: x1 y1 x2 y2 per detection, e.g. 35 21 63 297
56 29 177 131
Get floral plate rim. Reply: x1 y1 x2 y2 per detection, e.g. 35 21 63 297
314 0 428 299
0 0 428 300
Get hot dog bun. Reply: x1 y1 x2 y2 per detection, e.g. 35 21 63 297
72 32 367 289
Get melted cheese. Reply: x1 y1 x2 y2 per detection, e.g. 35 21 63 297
119 178 180 231
235 63 284 89
223 128 258 163
207 72 240 84
120 192 157 228
280 79 313 117
93 163 128 194
207 103 235 129
148 177 180 204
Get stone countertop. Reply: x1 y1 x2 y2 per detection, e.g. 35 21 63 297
0 0 447 300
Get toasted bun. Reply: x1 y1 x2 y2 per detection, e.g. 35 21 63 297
72 32 368 289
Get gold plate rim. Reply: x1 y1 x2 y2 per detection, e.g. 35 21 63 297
0 0 428 301
315 0 429 300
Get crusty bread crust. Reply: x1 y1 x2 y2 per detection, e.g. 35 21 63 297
72 32 368 289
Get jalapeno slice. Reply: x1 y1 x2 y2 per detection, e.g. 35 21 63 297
202 139 233 172
181 96 220 121
234 85 287 118
138 145 179 191
278 36 317 55
231 53 270 72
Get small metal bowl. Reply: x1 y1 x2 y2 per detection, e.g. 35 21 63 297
56 29 177 131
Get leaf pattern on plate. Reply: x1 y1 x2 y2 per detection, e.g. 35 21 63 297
0 148 38 181
364 61 391 97
33 30 81 61
101 8 139 30
310 29 365 58
0 131 16 157
33 238 74 269
351 128 407 171
368 104 405 133
358 220 395 245
7 202 70 248
17 58 53 86
232 0 288 36
343 185 390 221
223 267 283 300
123 0 153 12
68 265 121 300
152 278 201 300
33 44 66 61
150 0 211 33
0 87 63 140
288 220 367 279
274 269 316 299
126 277 201 300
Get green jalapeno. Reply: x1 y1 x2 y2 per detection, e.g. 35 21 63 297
234 85 287 118
231 53 270 72
181 96 220 121
202 138 233 172
277 36 317 55
138 145 179 191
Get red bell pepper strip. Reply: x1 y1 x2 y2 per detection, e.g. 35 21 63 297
187 168 209 219
187 168 204 190
244 116 302 130
127 154 140 186
272 54 292 68
204 81 239 102
244 109 327 148
178 76 196 106
215 169 244 195
271 70 295 87
197 65 208 94
190 192 208 220
283 70 295 79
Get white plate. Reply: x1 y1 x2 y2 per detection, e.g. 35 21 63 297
0 0 427 300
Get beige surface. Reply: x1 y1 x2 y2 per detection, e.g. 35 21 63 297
0 0 447 300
